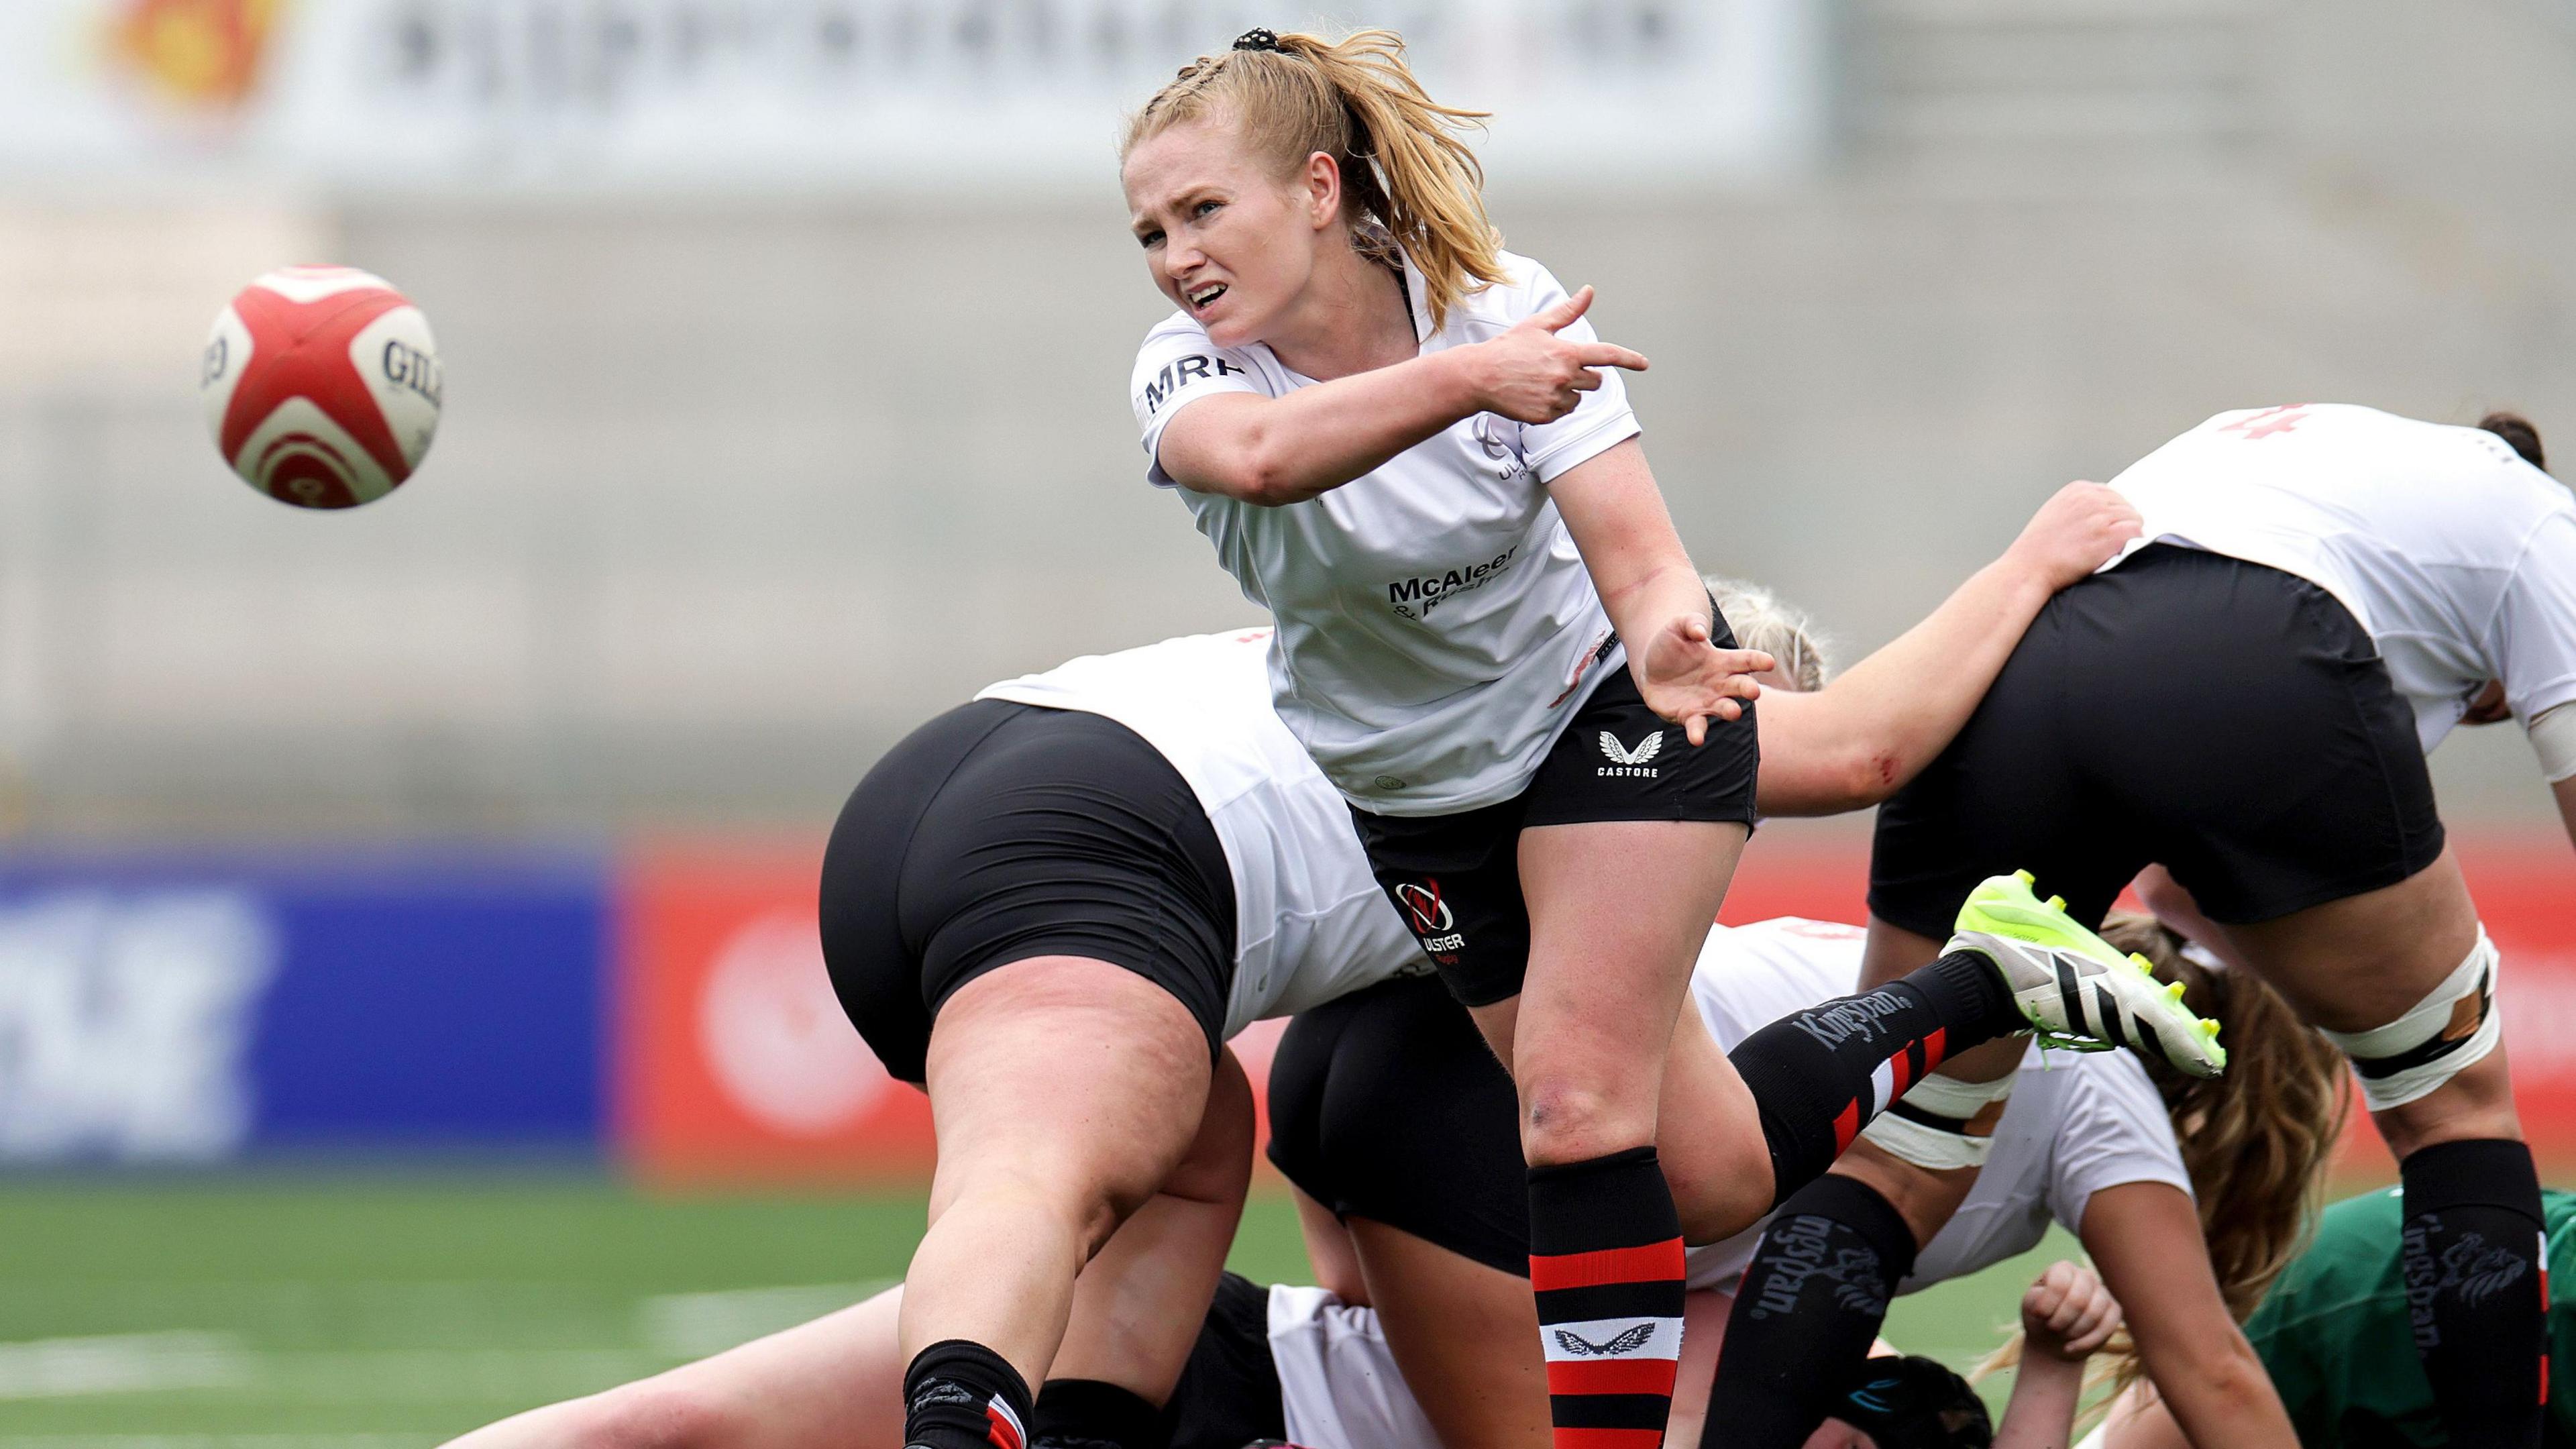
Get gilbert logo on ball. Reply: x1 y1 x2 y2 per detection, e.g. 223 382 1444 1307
201 266 440 509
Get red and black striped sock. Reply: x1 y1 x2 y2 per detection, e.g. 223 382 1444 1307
904 1340 1032 1449
1529 1146 1687 1449
1726 951 2020 1207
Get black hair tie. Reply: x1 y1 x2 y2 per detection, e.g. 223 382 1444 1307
1232 28 1281 52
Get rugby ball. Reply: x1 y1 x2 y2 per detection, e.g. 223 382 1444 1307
200 266 441 509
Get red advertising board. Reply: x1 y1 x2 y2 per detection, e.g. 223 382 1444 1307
615 842 936 1183
616 830 2576 1181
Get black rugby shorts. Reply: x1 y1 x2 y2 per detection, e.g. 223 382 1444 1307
1266 975 1534 1275
1349 633 1761 1008
818 698 1237 1084
1870 544 2445 938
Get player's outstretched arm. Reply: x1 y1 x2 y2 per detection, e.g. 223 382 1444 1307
1756 481 2140 816
2079 1183 2297 1449
1157 284 1648 506
1995 1260 2121 1449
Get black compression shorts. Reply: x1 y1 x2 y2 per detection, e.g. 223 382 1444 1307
1266 975 1534 1276
1349 623 1762 1007
1870 543 2446 938
818 698 1237 1084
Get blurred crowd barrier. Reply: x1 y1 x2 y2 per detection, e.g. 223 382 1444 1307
0 830 2569 1176
0 0 1821 191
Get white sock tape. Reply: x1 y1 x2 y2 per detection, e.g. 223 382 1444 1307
2321 929 2502 1112
1860 1071 2017 1171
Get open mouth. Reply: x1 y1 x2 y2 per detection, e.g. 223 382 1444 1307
1186 282 1228 311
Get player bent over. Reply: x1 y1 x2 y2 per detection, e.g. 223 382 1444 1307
2098 1183 2576 1447
1273 913 2308 1449
441 478 2197 1449
1719 407 2576 1449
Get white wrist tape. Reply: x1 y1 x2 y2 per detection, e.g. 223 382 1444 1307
1860 1070 2017 1171
2320 928 2502 1112
2531 702 2576 783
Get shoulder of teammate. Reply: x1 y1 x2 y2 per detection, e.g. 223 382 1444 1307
1129 313 1269 455
2042 1050 2190 1233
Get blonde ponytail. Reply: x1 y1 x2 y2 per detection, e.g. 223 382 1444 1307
1124 28 1508 329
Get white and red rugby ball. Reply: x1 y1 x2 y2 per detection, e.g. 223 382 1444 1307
200 266 441 509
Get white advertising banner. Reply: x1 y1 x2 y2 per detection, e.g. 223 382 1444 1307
0 0 1825 195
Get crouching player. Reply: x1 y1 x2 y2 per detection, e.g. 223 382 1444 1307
2095 1184 2576 1448
439 480 2186 1449
1779 407 2576 1449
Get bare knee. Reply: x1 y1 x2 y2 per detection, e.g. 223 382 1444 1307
1521 1074 1654 1165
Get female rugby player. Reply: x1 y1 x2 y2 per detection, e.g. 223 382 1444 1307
1118 31 2208 1445
2096 1184 2576 1448
1746 407 2576 1449
438 914 2231 1449
1271 914 2333 1449
444 483 2177 1449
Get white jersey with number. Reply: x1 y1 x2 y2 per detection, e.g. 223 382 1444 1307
1680 918 2193 1294
2104 405 2576 753
1130 251 1640 816
977 631 1428 1038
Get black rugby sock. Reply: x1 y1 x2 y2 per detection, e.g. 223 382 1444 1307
1529 1146 1688 1449
1028 1379 1165 1449
904 1340 1033 1449
1727 951 2021 1205
1699 1175 1917 1449
2400 1138 2548 1449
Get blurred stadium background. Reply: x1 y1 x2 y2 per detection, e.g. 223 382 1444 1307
2 0 2574 1441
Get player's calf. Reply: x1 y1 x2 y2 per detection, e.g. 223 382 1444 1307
2328 933 2545 1448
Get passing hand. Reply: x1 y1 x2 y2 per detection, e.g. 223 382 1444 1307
1635 611 1770 746
1466 286 1650 426
2021 1260 2123 1362
2004 481 2143 591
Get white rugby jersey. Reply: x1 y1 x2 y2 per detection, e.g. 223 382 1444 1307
1267 1284 1444 1449
1680 918 2192 1294
1130 251 1640 816
2105 405 2576 753
977 630 1428 1038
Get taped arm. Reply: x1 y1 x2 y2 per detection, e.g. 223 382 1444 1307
2533 704 2576 852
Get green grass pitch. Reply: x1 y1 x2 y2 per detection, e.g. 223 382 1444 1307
0 1175 2063 1446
